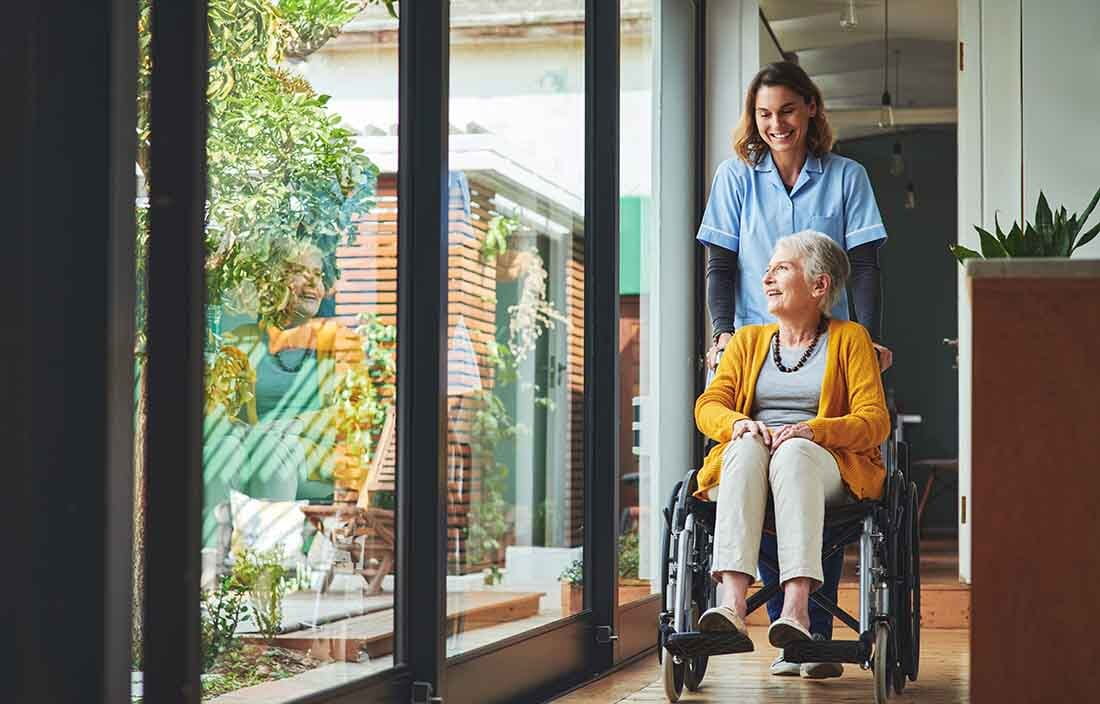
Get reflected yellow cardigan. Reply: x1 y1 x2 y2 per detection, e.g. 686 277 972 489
693 319 890 501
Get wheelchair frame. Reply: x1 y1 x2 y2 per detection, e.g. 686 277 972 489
657 434 921 703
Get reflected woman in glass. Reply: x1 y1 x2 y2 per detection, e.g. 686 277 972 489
204 242 349 548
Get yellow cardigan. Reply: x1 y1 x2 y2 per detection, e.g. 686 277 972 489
693 319 890 501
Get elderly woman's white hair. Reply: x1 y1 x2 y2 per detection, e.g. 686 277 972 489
775 230 850 312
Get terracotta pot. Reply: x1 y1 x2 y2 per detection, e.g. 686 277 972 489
560 580 653 615
560 582 583 616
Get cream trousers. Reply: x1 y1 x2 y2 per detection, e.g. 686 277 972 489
706 435 849 587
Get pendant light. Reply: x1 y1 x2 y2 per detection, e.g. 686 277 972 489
878 0 895 128
890 50 905 176
904 181 918 209
840 0 859 30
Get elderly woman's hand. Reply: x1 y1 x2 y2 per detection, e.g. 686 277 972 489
769 422 814 453
732 418 772 448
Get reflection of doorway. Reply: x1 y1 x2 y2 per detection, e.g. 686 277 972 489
497 229 569 548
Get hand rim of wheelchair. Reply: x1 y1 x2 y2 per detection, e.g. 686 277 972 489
657 440 921 701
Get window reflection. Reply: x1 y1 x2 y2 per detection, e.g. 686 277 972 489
445 0 587 656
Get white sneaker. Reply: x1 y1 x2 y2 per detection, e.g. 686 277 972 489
800 634 844 679
770 654 800 676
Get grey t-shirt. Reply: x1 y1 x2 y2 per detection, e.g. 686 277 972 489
752 331 828 427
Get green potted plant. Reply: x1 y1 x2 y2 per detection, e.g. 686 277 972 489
558 532 650 616
950 187 1100 263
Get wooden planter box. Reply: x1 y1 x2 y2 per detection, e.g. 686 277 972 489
967 258 1100 704
560 579 653 615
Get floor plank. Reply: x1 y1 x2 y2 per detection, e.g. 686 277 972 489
555 626 969 703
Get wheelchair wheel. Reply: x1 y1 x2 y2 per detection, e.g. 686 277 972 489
873 622 890 704
904 481 921 681
662 647 685 702
684 566 716 691
657 480 683 665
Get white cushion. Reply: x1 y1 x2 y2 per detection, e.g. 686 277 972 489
229 490 307 567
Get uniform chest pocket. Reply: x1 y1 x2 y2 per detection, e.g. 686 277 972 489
809 214 842 239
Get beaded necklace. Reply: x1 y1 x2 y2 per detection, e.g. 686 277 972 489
772 316 828 373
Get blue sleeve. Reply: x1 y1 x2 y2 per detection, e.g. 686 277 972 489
696 160 741 252
842 162 887 249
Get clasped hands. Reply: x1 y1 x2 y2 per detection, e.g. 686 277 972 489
732 418 813 454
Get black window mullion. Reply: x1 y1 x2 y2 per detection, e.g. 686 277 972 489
583 0 621 674
144 0 208 702
396 0 449 700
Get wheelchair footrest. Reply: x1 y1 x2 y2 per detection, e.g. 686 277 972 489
781 639 869 664
665 630 754 657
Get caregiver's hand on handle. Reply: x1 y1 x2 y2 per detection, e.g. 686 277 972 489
872 342 893 371
708 332 733 371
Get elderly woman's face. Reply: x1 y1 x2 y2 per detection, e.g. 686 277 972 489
754 84 816 156
286 250 326 324
762 245 822 316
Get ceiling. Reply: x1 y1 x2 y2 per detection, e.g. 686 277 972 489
760 0 958 140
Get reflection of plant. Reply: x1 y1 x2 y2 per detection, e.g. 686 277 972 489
950 187 1100 262
467 458 510 585
201 576 249 670
556 532 639 587
559 559 583 586
618 531 640 581
481 215 518 262
331 313 396 466
231 547 291 640
205 346 256 418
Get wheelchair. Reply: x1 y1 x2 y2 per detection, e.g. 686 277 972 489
657 429 920 702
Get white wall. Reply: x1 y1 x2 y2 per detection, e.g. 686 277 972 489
956 0 1100 583
1022 0 1100 259
706 1 761 182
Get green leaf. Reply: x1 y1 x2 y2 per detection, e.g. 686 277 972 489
1074 186 1100 241
948 244 982 264
976 226 1009 258
1073 221 1100 253
993 213 1008 245
1022 223 1040 256
1050 221 1071 257
1005 222 1024 255
1035 191 1053 230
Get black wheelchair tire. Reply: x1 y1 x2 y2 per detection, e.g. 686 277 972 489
657 480 683 664
906 480 922 681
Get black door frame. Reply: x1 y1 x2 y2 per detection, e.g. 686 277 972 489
9 0 718 701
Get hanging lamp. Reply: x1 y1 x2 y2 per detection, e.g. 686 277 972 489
890 50 905 176
840 0 859 30
878 0 895 128
904 181 918 209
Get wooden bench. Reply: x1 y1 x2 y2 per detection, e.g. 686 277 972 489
303 405 396 595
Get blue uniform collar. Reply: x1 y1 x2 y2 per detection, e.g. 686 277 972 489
753 151 824 173
755 151 823 197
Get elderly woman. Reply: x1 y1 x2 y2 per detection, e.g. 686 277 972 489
695 231 890 653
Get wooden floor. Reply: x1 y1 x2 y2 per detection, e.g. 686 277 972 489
555 626 969 703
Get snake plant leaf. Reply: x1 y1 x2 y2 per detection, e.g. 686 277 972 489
1035 191 1053 231
1023 223 1042 256
1074 221 1100 253
1064 215 1079 256
1051 218 1071 257
1006 222 1024 255
993 213 1007 244
1074 186 1100 240
976 226 1009 258
948 244 982 263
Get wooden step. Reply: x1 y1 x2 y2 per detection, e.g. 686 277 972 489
242 590 543 662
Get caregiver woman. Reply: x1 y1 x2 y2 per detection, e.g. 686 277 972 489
697 61 891 679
